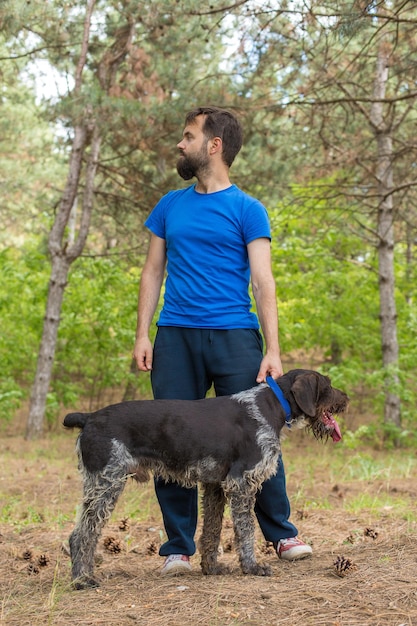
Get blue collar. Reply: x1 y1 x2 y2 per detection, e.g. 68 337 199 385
266 376 292 428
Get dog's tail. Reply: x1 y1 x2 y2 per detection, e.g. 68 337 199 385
63 412 89 430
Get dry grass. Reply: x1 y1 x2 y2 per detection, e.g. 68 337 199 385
1 430 417 626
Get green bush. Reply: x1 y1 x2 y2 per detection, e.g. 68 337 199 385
0 242 154 424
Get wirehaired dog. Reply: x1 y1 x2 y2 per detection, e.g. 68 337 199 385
64 369 348 589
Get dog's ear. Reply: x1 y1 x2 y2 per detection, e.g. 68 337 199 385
291 373 323 417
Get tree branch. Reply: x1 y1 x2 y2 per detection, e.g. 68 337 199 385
74 0 96 94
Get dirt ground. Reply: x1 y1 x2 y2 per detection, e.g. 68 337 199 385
1 431 416 626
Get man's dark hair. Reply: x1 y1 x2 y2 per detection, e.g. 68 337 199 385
184 106 243 167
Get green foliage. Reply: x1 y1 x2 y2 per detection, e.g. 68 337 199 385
0 380 24 421
0 242 154 424
55 253 153 412
344 422 417 451
269 186 417 429
0 43 66 244
0 245 49 419
270 194 380 362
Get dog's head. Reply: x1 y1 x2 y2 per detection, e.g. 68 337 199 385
289 370 349 442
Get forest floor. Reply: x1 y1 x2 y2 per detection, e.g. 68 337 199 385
1 424 417 626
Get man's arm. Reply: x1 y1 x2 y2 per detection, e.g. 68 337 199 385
133 234 166 371
247 237 283 381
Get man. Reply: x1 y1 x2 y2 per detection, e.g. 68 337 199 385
133 106 312 575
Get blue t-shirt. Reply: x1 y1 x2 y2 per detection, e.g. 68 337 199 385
145 184 271 329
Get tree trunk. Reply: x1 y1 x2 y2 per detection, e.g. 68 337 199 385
26 125 101 439
371 37 401 427
25 0 134 438
26 256 71 438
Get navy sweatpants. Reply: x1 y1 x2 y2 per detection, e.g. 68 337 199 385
151 327 298 556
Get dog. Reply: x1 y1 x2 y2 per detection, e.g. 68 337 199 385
63 369 348 589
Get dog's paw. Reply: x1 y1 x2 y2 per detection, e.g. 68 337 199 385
72 576 100 590
201 562 231 576
242 563 272 577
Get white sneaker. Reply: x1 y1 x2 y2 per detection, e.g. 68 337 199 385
161 554 192 576
276 537 313 561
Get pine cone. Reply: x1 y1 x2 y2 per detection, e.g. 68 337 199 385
27 563 40 575
118 517 130 532
333 555 357 577
38 553 51 568
146 540 159 555
103 536 122 554
364 527 379 540
22 549 34 561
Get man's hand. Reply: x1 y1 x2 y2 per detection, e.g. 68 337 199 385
133 337 153 372
256 352 284 383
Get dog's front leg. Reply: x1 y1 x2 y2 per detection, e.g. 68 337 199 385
199 483 229 575
228 486 272 577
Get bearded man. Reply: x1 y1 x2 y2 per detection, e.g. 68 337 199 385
133 106 312 575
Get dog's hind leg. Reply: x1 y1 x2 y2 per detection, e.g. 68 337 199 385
199 483 229 575
69 470 127 589
69 443 130 589
228 484 272 577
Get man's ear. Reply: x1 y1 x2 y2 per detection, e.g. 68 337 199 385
209 136 222 155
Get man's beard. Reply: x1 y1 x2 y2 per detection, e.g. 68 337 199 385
176 143 209 180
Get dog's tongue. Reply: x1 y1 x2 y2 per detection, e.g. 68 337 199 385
323 412 342 442
330 418 342 442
